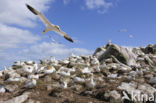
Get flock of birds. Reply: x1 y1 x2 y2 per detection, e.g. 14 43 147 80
26 4 74 43
0 53 99 92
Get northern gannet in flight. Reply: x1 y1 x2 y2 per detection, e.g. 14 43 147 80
26 4 74 43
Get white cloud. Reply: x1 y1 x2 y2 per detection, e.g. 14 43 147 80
0 0 54 27
0 23 40 49
0 42 93 68
85 0 113 13
19 42 93 60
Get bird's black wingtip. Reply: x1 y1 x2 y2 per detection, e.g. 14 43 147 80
26 4 38 15
64 36 74 43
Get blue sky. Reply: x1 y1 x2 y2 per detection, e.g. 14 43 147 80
0 0 156 69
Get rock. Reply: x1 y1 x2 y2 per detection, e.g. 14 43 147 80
144 74 153 80
138 83 156 94
109 90 121 100
120 65 132 71
25 99 40 103
144 44 156 54
44 76 52 83
46 85 53 91
5 85 18 93
117 82 138 94
2 92 30 103
25 99 35 103
149 77 156 84
93 47 106 59
98 44 137 66
104 58 113 63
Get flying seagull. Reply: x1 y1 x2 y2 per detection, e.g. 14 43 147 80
26 4 74 43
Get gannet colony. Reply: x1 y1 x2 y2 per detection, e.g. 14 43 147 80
0 43 155 103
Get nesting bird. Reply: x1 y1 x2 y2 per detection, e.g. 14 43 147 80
14 60 25 66
22 64 34 74
28 74 39 80
24 78 37 88
73 77 85 84
60 82 68 89
6 77 20 82
81 67 92 74
85 74 96 89
0 71 3 77
44 65 56 74
0 85 6 93
26 4 74 43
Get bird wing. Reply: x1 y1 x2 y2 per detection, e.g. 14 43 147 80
54 29 74 43
26 4 52 27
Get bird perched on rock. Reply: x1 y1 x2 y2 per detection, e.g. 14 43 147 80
44 65 56 74
0 85 6 93
28 74 39 80
24 78 37 88
26 4 74 43
85 74 96 89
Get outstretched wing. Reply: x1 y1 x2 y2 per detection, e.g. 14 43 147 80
54 29 74 43
26 4 52 27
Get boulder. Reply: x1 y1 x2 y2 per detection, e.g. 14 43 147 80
1 92 30 103
97 44 137 66
144 44 156 54
93 47 106 60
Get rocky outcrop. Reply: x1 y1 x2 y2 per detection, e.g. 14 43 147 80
94 44 137 66
0 43 156 103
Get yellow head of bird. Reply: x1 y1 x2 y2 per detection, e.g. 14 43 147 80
55 25 60 30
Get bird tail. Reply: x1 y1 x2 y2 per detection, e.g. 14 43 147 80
42 27 51 34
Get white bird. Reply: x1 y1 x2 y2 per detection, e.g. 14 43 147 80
25 61 34 65
24 78 37 88
33 63 39 73
36 66 45 73
62 59 70 64
85 74 96 88
6 77 20 82
3 66 7 71
60 81 68 89
0 85 6 93
73 77 85 84
26 4 74 43
50 56 58 66
14 60 25 66
28 74 39 80
81 67 91 74
57 71 70 77
93 66 101 72
0 71 3 77
22 65 34 74
44 65 56 74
